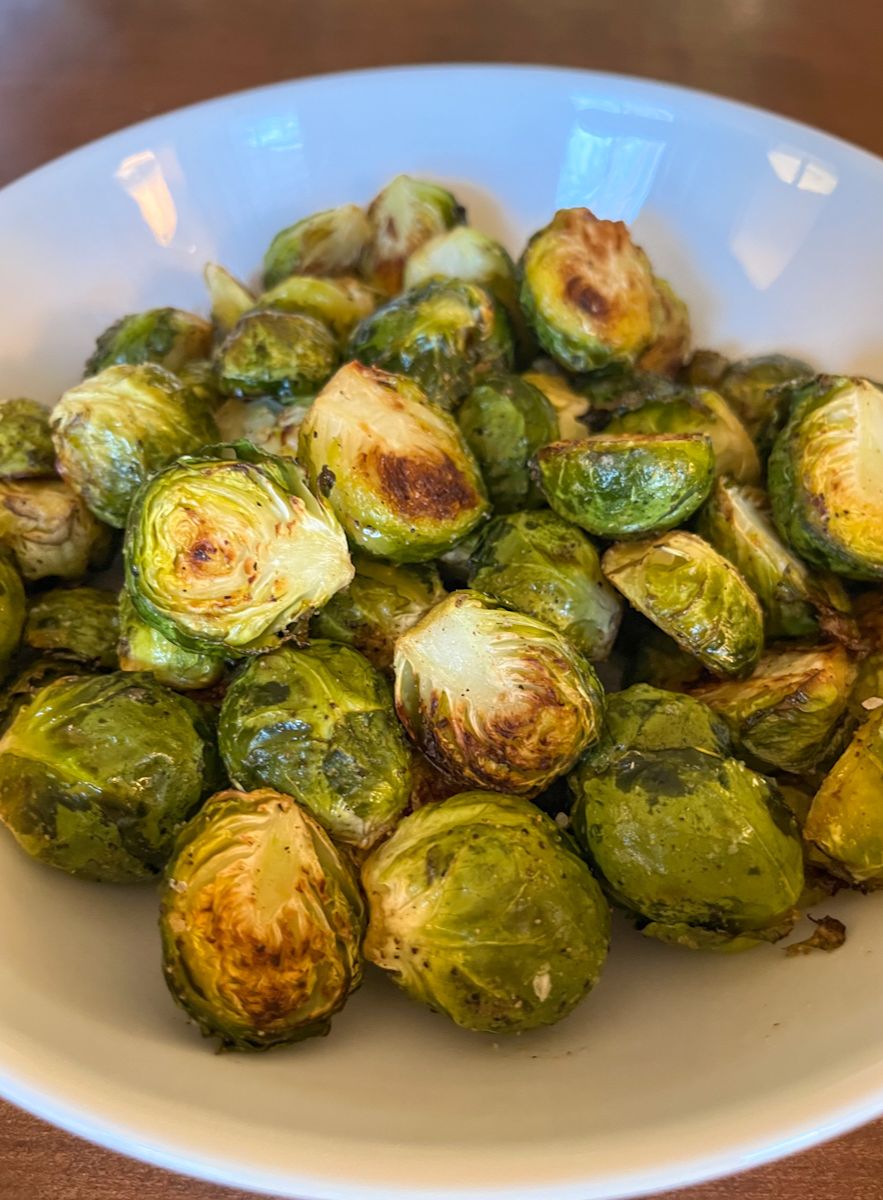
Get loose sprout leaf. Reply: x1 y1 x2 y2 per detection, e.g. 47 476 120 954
785 915 847 957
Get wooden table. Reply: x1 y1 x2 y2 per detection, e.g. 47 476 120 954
1 0 882 1196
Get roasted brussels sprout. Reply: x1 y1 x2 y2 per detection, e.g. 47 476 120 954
220 642 412 850
0 658 81 733
255 275 377 341
519 208 665 373
51 363 218 528
85 308 212 376
849 592 883 720
394 590 605 795
697 477 855 642
533 433 714 538
349 279 514 411
457 375 558 512
298 362 488 562
0 399 55 480
768 375 883 580
215 310 338 404
602 531 764 678
521 369 591 440
161 788 365 1049
0 478 113 581
361 174 465 294
0 672 219 881
311 555 445 670
362 791 609 1032
203 262 255 334
716 354 813 449
681 349 730 390
263 203 371 290
176 358 222 412
692 644 856 774
468 510 622 661
117 590 224 690
606 385 761 485
570 746 804 949
637 278 691 377
24 587 119 668
213 395 306 458
804 708 883 885
125 441 353 656
624 619 707 691
0 551 25 680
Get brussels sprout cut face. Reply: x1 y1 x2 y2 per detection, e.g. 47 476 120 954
298 362 489 562
25 587 119 668
85 308 213 376
457 375 558 512
255 275 378 340
0 552 25 679
469 510 622 661
361 174 466 294
0 478 113 582
0 399 55 480
403 226 518 311
125 443 353 656
161 789 365 1050
311 555 446 670
263 203 371 289
696 477 855 642
534 433 714 539
362 791 610 1033
349 279 514 411
0 672 219 881
216 310 338 404
693 644 856 774
51 363 219 528
769 376 883 580
804 708 883 885
219 642 412 850
602 531 764 678
118 590 224 691
520 208 663 372
394 590 605 795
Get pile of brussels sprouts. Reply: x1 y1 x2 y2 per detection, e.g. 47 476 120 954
1 173 880 1052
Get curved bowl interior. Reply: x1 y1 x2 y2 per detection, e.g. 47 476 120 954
1 64 882 1200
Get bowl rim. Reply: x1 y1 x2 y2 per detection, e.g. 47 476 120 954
2 61 883 1200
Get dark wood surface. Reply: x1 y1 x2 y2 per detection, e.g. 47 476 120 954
1 0 883 1196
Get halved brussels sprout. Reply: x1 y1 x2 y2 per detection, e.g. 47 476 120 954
468 510 622 661
849 592 883 720
624 618 708 691
85 308 212 376
0 551 25 680
716 354 813 449
361 174 466 294
768 375 883 580
394 590 605 795
263 203 371 289
803 707 883 885
0 399 55 479
203 262 255 334
349 279 514 411
311 555 446 670
519 208 662 372
161 788 365 1049
255 275 378 341
637 278 691 377
0 672 219 881
521 369 591 440
457 375 558 512
570 746 804 948
697 476 855 642
0 658 81 733
219 642 412 850
215 310 338 404
24 587 119 668
680 349 730 389
578 365 684 419
51 363 219 528
117 590 224 691
606 385 761 485
213 396 306 458
362 791 610 1032
0 478 113 581
298 362 488 563
125 441 353 656
692 644 856 774
602 531 764 678
533 433 714 538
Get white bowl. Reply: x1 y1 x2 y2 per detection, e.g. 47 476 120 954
1 64 883 1200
